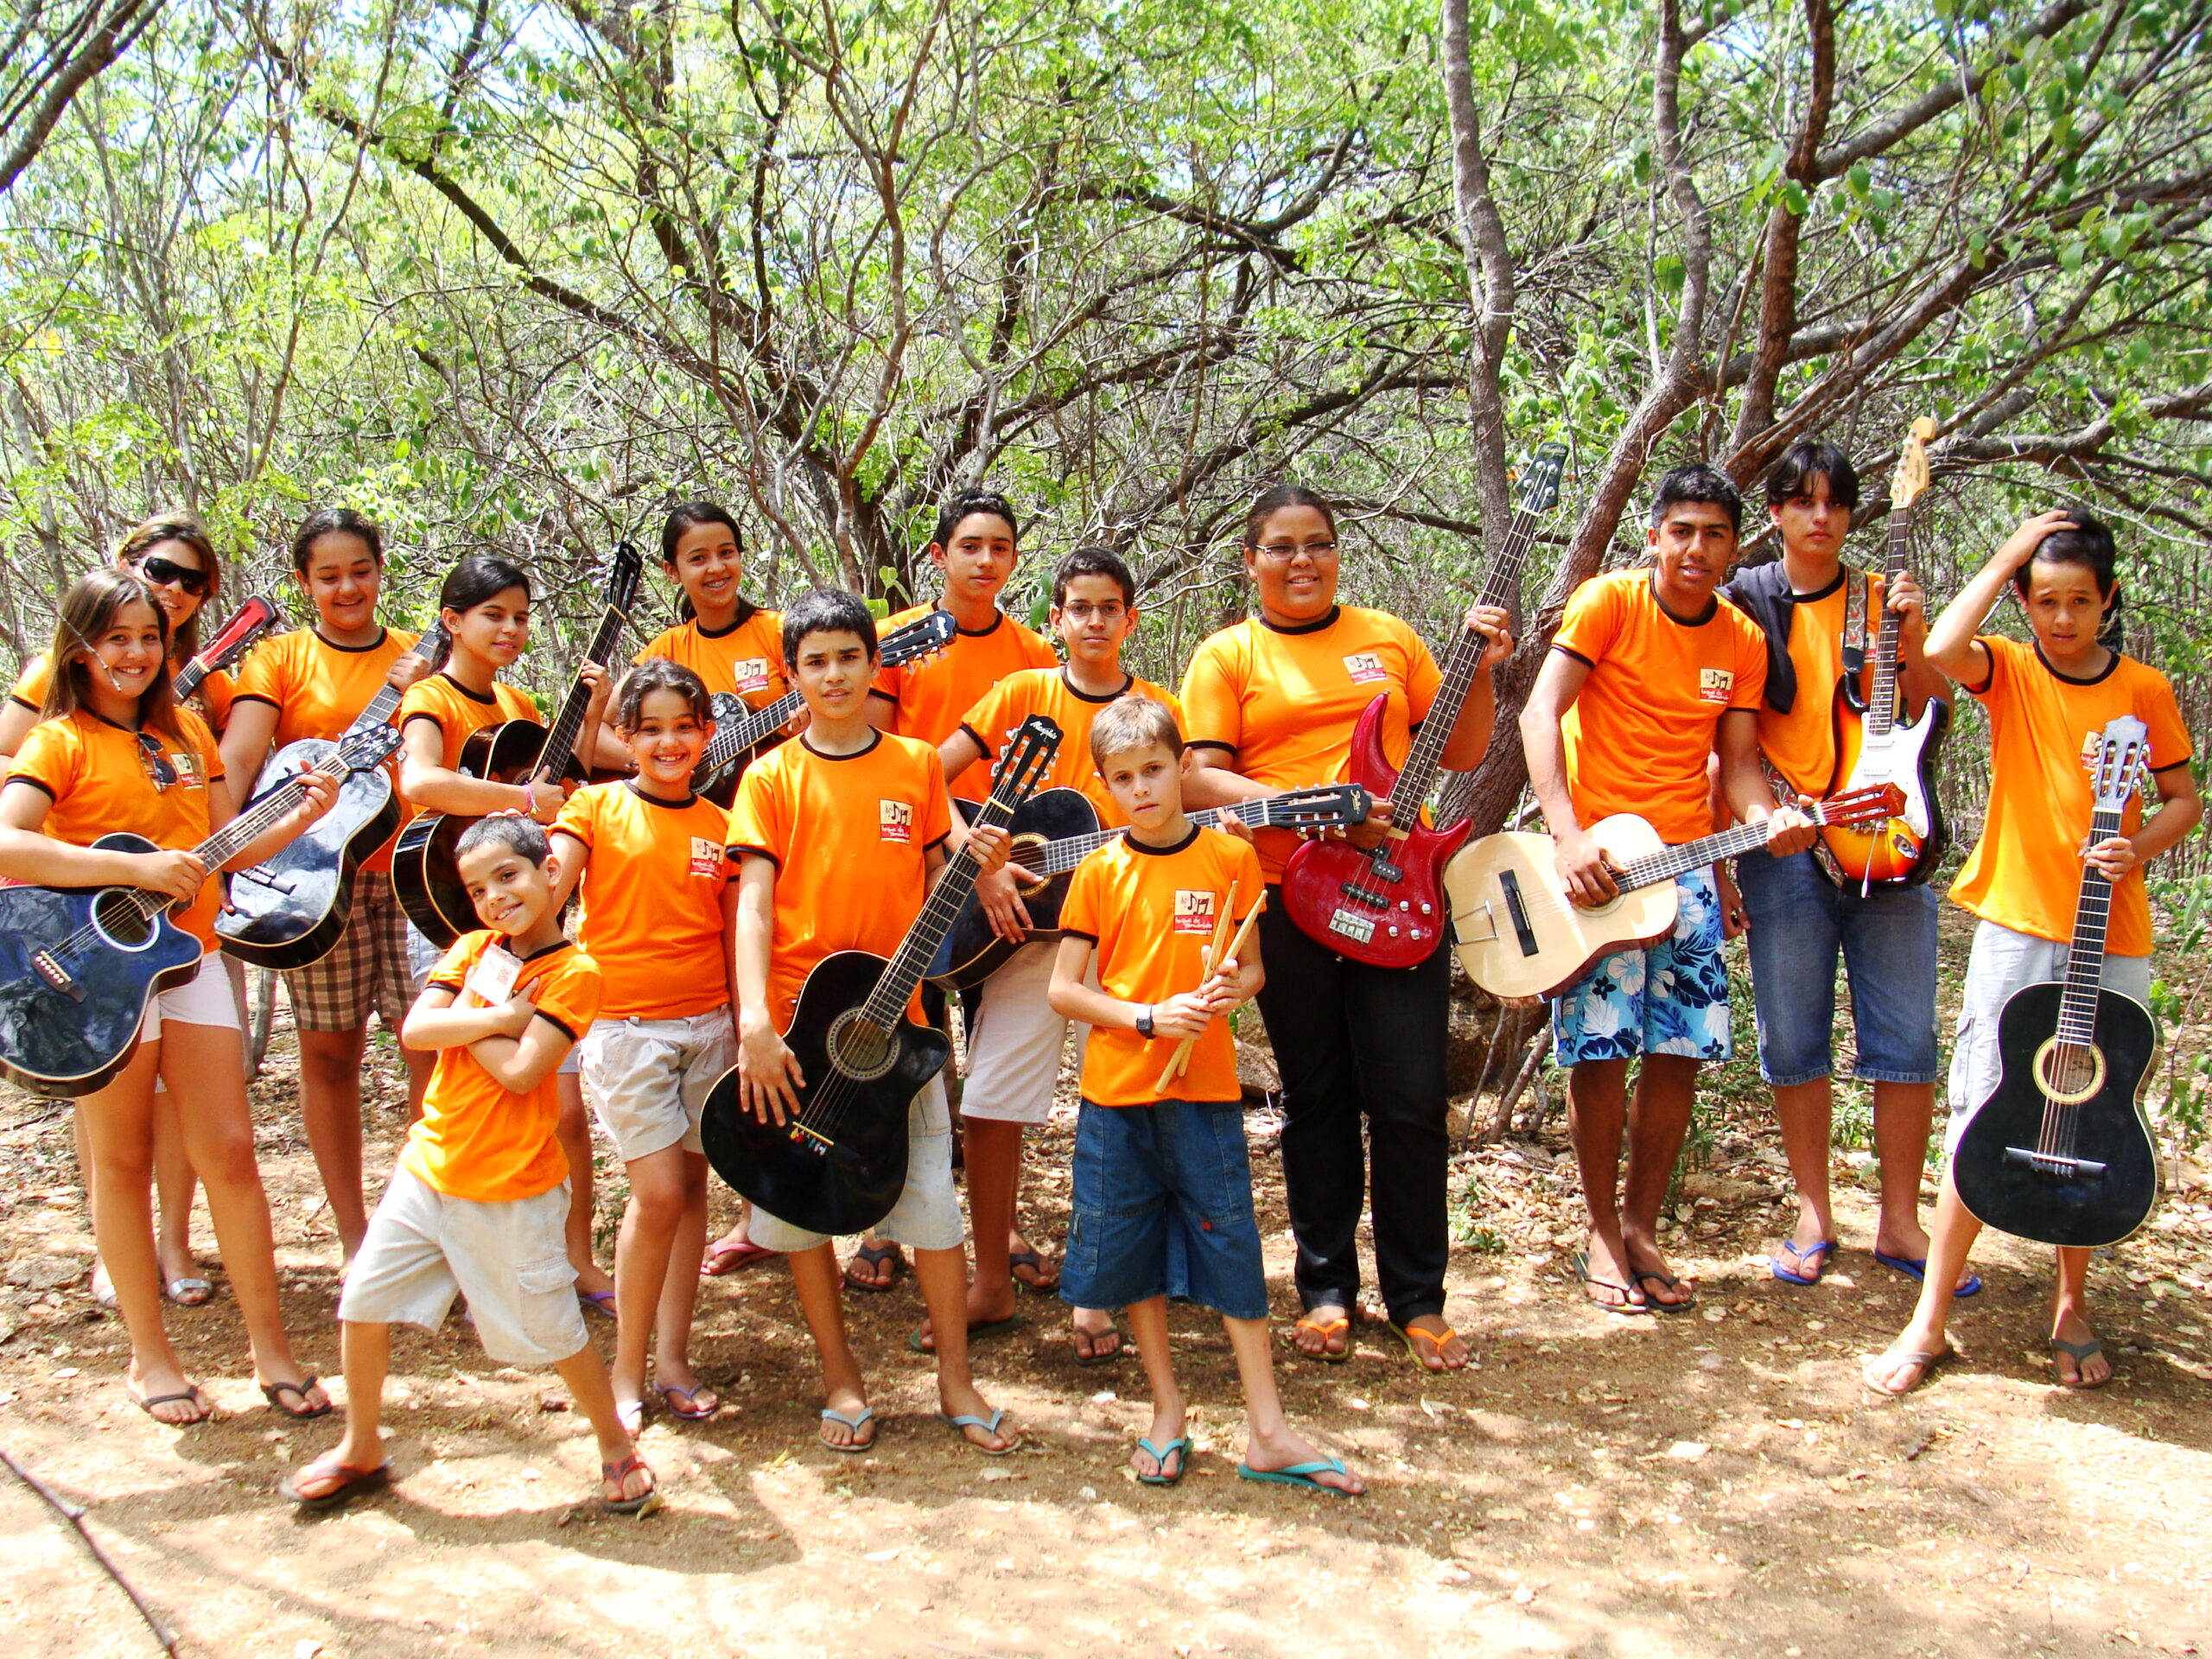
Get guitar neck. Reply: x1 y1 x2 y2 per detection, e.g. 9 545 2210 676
1611 801 1856 894
1389 506 1540 817
173 659 209 702
2056 804 2123 1045
536 607 630 778
1864 512 1914 739
1033 796 1300 877
112 753 350 930
697 690 804 784
862 787 1026 1028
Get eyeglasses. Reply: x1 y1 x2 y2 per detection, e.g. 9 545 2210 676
1252 540 1338 563
136 732 178 791
1059 602 1127 622
132 555 208 595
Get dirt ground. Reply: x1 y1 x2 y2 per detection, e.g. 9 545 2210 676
2 916 2209 1658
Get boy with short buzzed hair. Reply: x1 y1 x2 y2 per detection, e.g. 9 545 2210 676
283 815 660 1517
729 589 1019 1454
1048 696 1363 1497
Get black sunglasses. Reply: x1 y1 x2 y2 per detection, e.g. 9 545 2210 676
136 732 179 791
133 554 209 595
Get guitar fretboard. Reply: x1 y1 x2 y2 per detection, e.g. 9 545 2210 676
1864 512 1911 740
1033 797 1306 877
2056 803 2122 1046
535 606 630 779
1610 799 1857 894
860 772 1030 1030
696 690 804 788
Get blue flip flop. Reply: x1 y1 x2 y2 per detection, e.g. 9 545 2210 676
1237 1457 1359 1497
819 1405 876 1453
1770 1238 1838 1286
1135 1435 1192 1487
1873 1250 1982 1297
943 1408 1019 1456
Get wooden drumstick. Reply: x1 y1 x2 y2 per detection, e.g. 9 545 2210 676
1154 890 1265 1094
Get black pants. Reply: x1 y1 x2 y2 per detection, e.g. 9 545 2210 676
1253 893 1451 1325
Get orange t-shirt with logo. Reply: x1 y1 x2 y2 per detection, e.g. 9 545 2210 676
1948 635 2193 957
397 673 540 770
1061 825 1263 1106
6 708 226 947
1179 607 1442 881
871 604 1058 801
232 626 421 871
634 606 788 709
553 780 734 1019
957 667 1183 823
726 731 952 1029
404 933 602 1202
13 652 233 735
1552 569 1767 844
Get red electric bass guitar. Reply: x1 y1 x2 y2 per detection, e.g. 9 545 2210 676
1281 442 1567 968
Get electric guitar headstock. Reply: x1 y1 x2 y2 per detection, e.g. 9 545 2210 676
2087 715 2150 816
1892 416 1938 514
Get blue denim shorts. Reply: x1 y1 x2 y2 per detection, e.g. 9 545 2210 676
1552 866 1732 1066
1735 849 1940 1087
1060 1097 1268 1321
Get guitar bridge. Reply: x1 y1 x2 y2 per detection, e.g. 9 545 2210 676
2002 1147 2107 1181
29 950 83 1001
1498 869 1540 958
788 1122 835 1156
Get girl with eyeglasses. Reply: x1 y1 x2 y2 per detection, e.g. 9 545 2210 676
0 569 340 1426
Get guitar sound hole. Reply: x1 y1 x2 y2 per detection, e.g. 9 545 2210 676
826 1011 897 1082
91 891 156 950
2032 1038 2106 1107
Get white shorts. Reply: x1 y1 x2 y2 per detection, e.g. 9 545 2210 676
750 1073 963 1255
579 1006 737 1162
958 942 1087 1126
339 1166 588 1367
137 952 238 1042
1945 918 2152 1154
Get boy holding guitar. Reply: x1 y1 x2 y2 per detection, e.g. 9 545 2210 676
1865 509 2198 1395
1519 465 1816 1313
1721 441 1961 1294
728 591 1020 1454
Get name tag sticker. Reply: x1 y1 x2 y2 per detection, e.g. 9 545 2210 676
879 800 913 843
170 752 207 789
689 836 725 879
733 658 772 694
1343 652 1389 685
1173 889 1217 934
1698 667 1734 704
463 944 523 1008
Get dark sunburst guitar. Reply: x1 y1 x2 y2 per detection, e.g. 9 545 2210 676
1818 416 1951 889
1954 716 2162 1248
700 716 1061 1236
393 543 644 946
1281 442 1567 967
0 722 402 1096
217 623 453 969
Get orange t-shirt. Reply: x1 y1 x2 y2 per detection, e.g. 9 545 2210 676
634 606 788 709
726 731 951 1030
12 652 233 735
1179 607 1442 881
1948 636 2193 956
397 673 540 772
5 708 226 947
1061 825 1263 1107
232 626 421 871
1731 570 1891 797
957 667 1183 823
871 603 1058 801
553 781 733 1019
404 932 602 1202
1552 569 1767 844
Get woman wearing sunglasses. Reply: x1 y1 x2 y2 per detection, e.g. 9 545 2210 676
0 569 339 1425
0 516 237 1312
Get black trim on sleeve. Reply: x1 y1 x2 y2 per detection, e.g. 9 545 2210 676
728 842 780 869
1959 644 1997 698
958 721 993 757
532 1008 580 1042
7 695 37 713
1059 927 1100 944
400 711 445 735
1551 644 1595 669
2152 754 2196 773
1185 740 1236 759
228 692 282 711
427 974 467 995
6 776 55 800
867 686 898 702
925 833 950 853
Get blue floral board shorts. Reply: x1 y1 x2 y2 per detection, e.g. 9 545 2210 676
1551 866 1732 1065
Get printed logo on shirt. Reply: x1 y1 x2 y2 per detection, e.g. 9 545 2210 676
1173 889 1218 934
1343 652 1389 685
689 836 724 879
168 751 207 789
879 800 913 843
733 658 773 695
1697 667 1734 704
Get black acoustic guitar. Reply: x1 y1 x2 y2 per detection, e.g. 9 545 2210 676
1955 715 2162 1248
393 544 645 946
690 608 957 806
0 722 403 1097
925 783 1374 992
700 715 1061 1236
216 623 453 970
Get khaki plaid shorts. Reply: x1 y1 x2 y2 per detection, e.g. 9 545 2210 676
282 869 423 1033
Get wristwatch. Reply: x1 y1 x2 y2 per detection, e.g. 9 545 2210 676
1135 1006 1155 1039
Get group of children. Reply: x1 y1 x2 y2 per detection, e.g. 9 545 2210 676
0 464 2194 1522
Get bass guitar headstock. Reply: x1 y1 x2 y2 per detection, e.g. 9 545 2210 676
1815 782 1907 829
880 607 958 669
1893 416 1938 513
1514 442 1569 516
2087 715 2150 814
1263 784 1373 833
